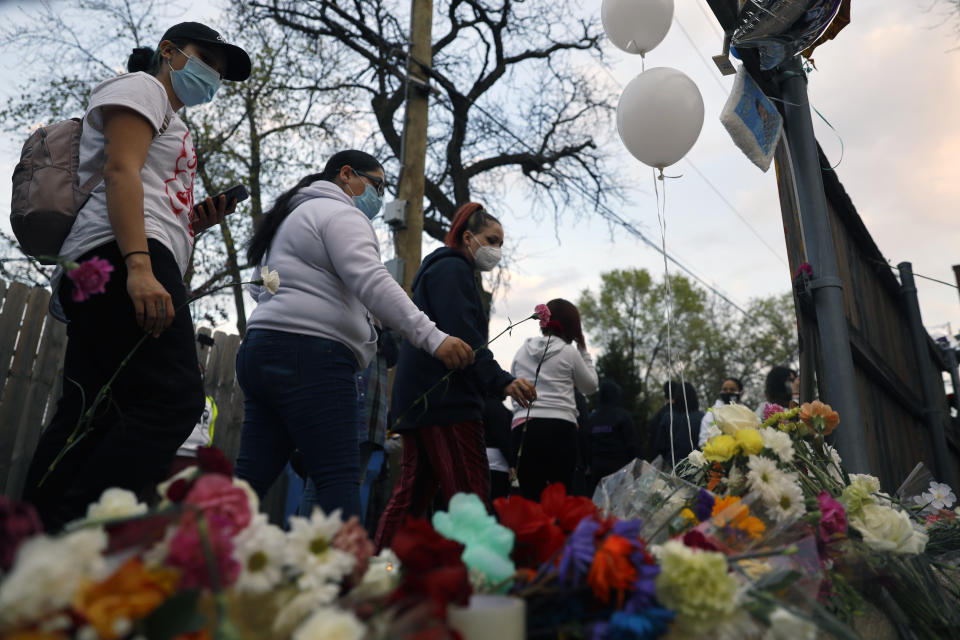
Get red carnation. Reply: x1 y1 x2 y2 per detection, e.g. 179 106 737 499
494 494 565 568
196 446 233 477
391 519 471 617
540 483 598 533
166 477 192 503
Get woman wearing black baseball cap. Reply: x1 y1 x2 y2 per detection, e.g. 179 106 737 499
22 23 251 530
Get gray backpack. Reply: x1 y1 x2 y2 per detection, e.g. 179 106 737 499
10 115 167 264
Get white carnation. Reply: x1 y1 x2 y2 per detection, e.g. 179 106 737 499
260 266 280 294
85 487 148 521
764 607 817 640
293 607 365 640
0 528 108 625
850 503 928 555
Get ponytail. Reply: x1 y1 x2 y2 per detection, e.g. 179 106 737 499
444 202 501 248
247 150 382 266
126 38 189 76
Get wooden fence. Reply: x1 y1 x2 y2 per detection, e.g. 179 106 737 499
0 282 289 520
775 142 960 492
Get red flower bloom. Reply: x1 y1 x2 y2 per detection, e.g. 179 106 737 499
196 446 233 477
0 496 43 572
166 477 192 503
680 529 720 553
494 495 565 568
535 303 551 328
166 511 240 590
816 491 847 541
67 256 113 302
540 483 598 533
390 519 471 617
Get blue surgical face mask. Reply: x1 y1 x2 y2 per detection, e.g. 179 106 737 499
168 49 221 107
351 182 383 220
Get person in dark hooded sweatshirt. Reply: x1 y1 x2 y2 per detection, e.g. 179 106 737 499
650 381 704 469
374 202 537 550
585 380 637 495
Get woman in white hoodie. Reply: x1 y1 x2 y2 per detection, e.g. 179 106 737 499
234 150 474 519
510 298 598 499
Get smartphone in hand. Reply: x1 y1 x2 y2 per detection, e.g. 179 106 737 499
191 184 250 231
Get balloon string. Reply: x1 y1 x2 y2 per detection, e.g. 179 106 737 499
653 169 675 473
641 53 646 73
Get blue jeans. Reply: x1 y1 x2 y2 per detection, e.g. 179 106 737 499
235 329 362 519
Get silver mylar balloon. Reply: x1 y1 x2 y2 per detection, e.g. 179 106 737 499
732 0 843 70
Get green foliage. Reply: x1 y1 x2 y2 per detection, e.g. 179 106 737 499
578 268 799 445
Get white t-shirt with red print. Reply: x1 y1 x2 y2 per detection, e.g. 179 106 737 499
58 72 197 276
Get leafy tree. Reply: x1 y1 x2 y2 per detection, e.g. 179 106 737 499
578 268 799 448
0 0 355 332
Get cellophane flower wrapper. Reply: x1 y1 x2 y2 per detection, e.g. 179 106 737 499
593 459 701 544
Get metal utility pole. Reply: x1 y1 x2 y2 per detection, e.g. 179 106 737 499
778 57 870 474
899 263 952 483
953 265 960 308
393 0 434 294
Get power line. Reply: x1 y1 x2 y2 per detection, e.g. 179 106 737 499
683 157 790 268
457 99 751 316
672 16 729 96
695 0 726 40
869 258 960 291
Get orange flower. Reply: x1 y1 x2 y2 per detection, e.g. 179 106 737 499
586 534 637 607
798 400 840 436
711 495 766 540
73 557 179 640
707 463 724 492
174 632 211 640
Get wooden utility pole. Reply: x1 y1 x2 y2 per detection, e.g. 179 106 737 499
394 0 434 294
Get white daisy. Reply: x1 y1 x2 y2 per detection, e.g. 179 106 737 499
286 508 356 590
767 474 806 524
760 428 794 464
921 482 956 510
746 455 783 501
233 513 287 593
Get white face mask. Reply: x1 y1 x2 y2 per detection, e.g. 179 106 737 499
467 234 502 271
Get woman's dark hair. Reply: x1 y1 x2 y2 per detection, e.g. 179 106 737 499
127 41 189 76
247 150 382 266
444 202 501 248
722 377 744 392
764 366 796 407
664 380 699 413
541 298 585 349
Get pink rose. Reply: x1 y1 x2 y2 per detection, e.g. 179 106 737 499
184 474 251 536
817 491 847 540
67 256 114 302
166 511 240 589
535 303 551 328
332 516 374 585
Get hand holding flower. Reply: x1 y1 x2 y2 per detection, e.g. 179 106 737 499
504 378 536 408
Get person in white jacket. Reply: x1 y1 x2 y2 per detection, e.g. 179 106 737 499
234 150 474 519
510 298 598 499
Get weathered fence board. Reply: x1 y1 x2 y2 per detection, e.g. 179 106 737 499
0 285 290 524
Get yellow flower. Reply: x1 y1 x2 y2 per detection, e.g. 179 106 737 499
679 508 697 524
703 435 739 463
733 428 763 456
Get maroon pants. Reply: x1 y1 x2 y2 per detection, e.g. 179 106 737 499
374 421 489 551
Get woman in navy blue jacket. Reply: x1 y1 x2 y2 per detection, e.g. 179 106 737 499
374 203 536 549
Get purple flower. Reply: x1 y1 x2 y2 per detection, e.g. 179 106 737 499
694 489 715 522
625 563 660 613
557 516 599 586
611 518 642 541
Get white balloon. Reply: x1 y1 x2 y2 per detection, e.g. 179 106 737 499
602 0 674 55
616 67 705 169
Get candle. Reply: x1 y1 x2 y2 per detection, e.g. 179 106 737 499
448 594 525 640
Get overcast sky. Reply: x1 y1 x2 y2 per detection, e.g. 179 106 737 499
0 1 957 381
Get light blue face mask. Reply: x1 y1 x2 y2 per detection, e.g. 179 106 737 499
352 182 383 220
168 49 221 107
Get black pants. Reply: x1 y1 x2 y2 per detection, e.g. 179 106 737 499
490 469 510 501
512 418 578 501
22 240 204 530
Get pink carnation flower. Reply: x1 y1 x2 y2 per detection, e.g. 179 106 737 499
184 474 252 536
67 256 114 302
535 303 551 328
332 515 374 586
166 511 240 589
816 491 847 540
762 403 786 421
